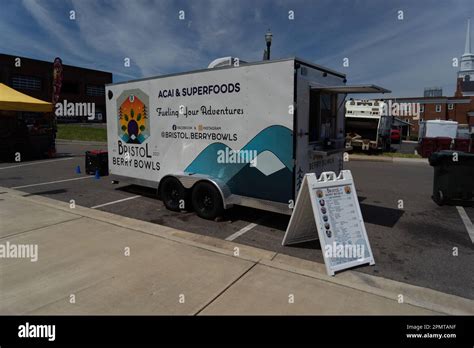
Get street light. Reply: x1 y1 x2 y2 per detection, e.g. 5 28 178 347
265 29 273 60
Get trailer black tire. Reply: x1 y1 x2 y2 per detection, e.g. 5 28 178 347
191 182 224 220
433 190 445 206
160 177 187 212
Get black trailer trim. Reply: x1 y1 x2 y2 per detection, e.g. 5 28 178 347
311 85 391 94
292 61 298 202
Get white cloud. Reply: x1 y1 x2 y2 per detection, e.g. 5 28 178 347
2 0 473 94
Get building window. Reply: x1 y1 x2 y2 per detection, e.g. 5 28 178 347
86 84 105 97
448 103 454 110
420 105 424 112
11 75 41 90
435 104 441 113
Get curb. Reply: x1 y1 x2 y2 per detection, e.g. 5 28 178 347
2 186 473 315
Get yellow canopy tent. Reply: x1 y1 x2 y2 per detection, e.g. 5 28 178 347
0 83 53 112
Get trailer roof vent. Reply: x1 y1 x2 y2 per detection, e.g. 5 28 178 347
207 57 246 69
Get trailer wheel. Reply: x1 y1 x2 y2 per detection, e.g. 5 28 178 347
191 182 224 220
433 190 445 206
160 177 187 212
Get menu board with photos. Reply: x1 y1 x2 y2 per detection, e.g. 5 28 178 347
282 170 374 276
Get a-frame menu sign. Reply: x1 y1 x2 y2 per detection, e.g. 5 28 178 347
282 170 375 276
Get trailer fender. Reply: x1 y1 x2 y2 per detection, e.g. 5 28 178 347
159 173 233 210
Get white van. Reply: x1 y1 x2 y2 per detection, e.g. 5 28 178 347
105 57 389 219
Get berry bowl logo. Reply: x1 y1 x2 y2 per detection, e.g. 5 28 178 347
116 89 150 144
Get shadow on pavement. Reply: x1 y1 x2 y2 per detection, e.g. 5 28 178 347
360 203 404 228
117 184 157 199
22 189 68 196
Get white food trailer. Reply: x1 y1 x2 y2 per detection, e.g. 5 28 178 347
105 58 389 219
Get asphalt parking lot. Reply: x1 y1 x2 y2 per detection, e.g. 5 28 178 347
393 140 418 154
1 141 473 300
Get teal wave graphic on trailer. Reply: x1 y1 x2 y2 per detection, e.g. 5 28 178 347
184 125 293 203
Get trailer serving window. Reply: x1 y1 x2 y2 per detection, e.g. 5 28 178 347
310 84 391 144
309 91 337 143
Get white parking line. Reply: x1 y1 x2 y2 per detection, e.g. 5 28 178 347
91 195 140 209
12 176 94 189
0 157 74 170
226 221 262 241
456 206 474 243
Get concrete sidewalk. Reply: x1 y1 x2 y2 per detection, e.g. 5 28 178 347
0 187 472 315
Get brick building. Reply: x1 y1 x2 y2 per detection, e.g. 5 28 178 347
0 53 112 122
382 20 474 136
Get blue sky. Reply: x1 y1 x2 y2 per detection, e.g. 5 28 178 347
1 0 473 97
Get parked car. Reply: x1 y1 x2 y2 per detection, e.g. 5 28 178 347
390 129 401 144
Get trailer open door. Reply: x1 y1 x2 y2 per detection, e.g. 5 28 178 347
294 83 391 196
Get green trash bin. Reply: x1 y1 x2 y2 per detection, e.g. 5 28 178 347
429 150 474 206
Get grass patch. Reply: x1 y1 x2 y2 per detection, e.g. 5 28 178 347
350 151 422 159
56 124 107 142
381 152 422 159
